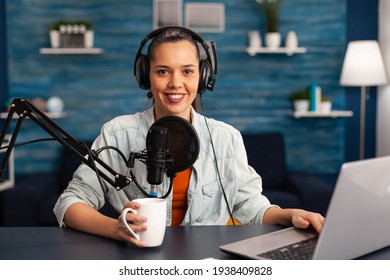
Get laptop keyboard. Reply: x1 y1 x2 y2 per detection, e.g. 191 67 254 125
257 236 319 260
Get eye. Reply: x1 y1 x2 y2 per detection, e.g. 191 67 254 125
184 69 194 75
157 69 169 75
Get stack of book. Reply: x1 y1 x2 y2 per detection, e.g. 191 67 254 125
309 83 322 112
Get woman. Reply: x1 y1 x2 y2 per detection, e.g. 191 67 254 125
54 26 325 247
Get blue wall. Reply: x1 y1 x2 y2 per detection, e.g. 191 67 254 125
344 0 379 162
3 0 353 178
0 0 6 108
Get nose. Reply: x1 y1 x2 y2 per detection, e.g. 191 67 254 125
168 73 183 89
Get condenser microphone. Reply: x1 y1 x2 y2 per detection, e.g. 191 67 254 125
144 116 200 198
146 126 171 196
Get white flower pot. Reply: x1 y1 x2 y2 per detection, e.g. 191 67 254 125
293 100 309 112
49 30 60 48
321 101 332 113
265 32 281 49
84 30 94 48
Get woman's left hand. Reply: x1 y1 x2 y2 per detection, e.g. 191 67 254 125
289 209 325 233
263 207 326 233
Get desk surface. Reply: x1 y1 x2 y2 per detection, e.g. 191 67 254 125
0 225 389 260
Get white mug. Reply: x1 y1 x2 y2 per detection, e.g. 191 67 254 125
121 198 167 247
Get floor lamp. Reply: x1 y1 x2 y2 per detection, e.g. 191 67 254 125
340 40 388 159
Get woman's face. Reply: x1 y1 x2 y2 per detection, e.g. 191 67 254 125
149 40 199 121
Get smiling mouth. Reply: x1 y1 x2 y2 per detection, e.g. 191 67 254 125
165 93 185 103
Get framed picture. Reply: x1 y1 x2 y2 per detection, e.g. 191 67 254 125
185 3 225 33
153 0 183 29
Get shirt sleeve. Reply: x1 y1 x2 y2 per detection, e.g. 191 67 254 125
230 131 277 225
53 124 116 227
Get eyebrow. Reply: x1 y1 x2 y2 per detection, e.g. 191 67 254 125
154 64 197 68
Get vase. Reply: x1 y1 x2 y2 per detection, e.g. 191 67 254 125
265 32 281 49
49 30 60 48
248 30 262 48
84 30 94 48
285 31 298 50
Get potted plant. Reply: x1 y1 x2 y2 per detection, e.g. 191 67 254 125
78 20 94 48
321 96 332 113
49 19 94 48
49 19 66 48
290 90 309 112
257 0 280 49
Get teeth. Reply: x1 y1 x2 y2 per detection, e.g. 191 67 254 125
168 94 183 99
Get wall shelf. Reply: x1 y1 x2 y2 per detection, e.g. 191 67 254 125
246 47 307 56
39 48 104 55
293 110 354 118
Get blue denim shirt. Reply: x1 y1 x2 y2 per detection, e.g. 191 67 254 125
54 107 274 226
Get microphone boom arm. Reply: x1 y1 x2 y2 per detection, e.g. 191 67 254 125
0 98 134 191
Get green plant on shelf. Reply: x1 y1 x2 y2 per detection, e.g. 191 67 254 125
50 19 93 32
257 0 279 33
290 90 309 101
321 96 332 102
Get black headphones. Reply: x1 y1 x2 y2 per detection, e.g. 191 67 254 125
133 26 217 95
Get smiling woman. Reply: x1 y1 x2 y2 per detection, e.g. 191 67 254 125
134 26 217 116
51 26 325 249
149 40 199 121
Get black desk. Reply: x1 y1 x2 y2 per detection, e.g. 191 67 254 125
0 225 389 260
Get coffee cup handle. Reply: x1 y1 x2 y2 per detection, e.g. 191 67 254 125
121 207 141 241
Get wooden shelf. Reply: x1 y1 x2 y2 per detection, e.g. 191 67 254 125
1 112 66 119
39 48 104 55
246 47 307 56
293 110 354 118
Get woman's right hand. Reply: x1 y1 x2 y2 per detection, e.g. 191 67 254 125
117 201 148 247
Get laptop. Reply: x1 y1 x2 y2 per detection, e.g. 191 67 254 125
220 156 390 259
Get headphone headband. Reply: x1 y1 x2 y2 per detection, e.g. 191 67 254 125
133 26 217 95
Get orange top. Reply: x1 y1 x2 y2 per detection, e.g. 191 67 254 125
170 168 240 226
171 168 192 226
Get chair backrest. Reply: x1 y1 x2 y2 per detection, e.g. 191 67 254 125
242 132 287 191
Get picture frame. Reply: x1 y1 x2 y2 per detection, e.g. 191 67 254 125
185 3 225 33
153 0 183 29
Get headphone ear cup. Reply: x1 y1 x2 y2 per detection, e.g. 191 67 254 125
135 55 150 90
198 59 212 95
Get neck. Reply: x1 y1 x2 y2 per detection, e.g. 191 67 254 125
153 107 193 123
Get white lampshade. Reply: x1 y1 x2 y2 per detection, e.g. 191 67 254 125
340 40 388 86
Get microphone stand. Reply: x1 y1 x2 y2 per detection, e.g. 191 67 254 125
0 98 141 192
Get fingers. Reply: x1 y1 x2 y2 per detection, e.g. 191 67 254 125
123 201 141 210
122 210 148 224
310 213 326 233
118 202 148 247
292 211 325 234
118 222 147 247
